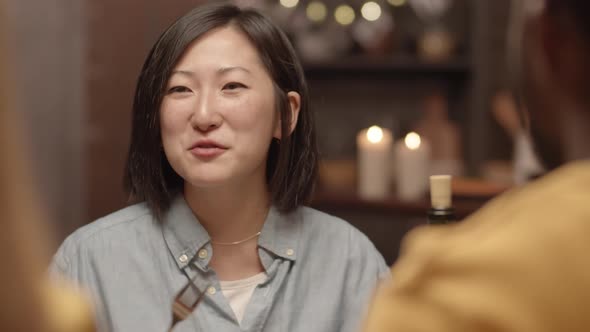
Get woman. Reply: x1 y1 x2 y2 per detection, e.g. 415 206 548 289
52 3 388 332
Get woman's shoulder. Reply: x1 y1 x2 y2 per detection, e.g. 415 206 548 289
67 202 153 243
296 206 376 250
297 205 350 227
295 206 389 276
52 202 155 267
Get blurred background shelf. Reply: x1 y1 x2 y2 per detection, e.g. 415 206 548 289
313 176 508 219
312 191 487 220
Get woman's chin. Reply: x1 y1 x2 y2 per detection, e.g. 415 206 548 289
184 177 230 189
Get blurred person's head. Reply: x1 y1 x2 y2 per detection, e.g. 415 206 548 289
124 3 318 218
1 6 95 332
0 7 51 331
515 0 590 170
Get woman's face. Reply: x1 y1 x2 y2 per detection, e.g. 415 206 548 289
160 26 279 189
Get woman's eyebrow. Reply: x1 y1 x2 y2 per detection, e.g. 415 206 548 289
217 66 252 75
170 66 252 78
170 69 195 78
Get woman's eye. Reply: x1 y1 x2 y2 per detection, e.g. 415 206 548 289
223 82 247 90
168 86 191 94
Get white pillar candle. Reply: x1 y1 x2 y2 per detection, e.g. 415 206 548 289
357 126 393 200
394 132 431 201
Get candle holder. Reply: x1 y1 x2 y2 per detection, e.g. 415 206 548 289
394 131 431 201
356 125 393 200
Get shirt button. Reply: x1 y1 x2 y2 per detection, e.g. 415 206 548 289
207 286 217 295
178 254 188 263
286 248 294 256
198 249 208 259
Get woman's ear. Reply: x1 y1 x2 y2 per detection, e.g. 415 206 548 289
273 91 301 139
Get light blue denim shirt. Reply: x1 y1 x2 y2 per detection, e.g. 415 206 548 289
51 195 389 332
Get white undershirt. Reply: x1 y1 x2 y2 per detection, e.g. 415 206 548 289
219 272 267 324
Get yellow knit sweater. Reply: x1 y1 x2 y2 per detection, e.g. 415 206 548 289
364 161 590 332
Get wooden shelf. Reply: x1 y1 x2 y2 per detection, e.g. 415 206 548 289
303 56 471 80
311 188 501 220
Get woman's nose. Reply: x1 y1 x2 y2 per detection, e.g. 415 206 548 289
189 92 222 132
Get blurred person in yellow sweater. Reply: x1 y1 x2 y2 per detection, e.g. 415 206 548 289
363 0 590 331
0 5 94 332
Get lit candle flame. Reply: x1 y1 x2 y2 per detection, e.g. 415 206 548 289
367 126 384 143
405 132 421 150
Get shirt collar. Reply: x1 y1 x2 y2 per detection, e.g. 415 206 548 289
162 195 301 270
162 195 211 270
258 206 300 262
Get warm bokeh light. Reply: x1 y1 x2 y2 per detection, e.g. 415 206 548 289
405 132 421 150
334 5 356 26
361 1 382 21
387 0 406 7
367 126 384 144
280 0 299 8
306 1 328 23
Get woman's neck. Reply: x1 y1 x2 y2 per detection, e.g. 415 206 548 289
183 178 270 244
183 177 270 280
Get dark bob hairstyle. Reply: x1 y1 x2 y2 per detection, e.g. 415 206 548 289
124 2 318 219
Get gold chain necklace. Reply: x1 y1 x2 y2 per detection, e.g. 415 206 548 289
210 231 261 246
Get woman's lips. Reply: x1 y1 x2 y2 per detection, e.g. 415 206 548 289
188 139 228 159
189 146 227 158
